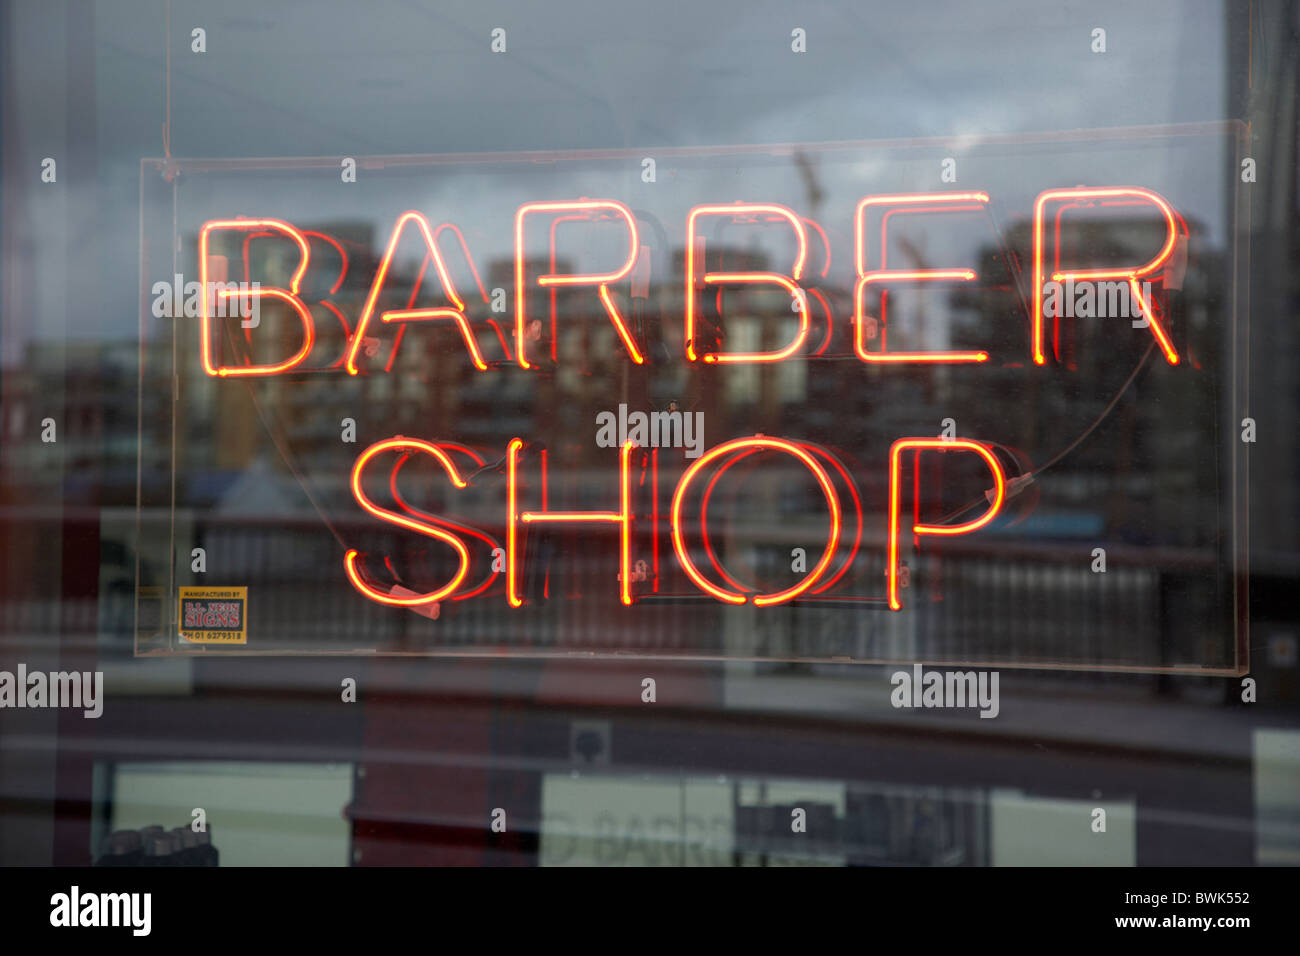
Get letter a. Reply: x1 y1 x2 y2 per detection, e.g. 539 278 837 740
595 410 617 448
344 211 487 375
1241 677 1256 703
50 894 70 927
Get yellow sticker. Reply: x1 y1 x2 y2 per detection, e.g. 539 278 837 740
178 587 248 644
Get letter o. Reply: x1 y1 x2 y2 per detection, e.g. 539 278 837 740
671 437 841 606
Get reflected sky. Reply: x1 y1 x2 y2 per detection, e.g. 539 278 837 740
3 0 1232 357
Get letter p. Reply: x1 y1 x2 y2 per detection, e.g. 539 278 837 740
887 438 1006 610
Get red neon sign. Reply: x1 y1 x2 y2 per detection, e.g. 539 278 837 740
343 438 473 606
681 439 860 601
201 184 1185 374
507 438 637 607
1032 187 1182 366
344 432 1008 613
685 203 811 363
202 183 1189 615
887 439 1006 611
199 218 314 377
853 193 991 364
671 437 840 606
344 210 488 375
514 200 643 369
387 444 499 602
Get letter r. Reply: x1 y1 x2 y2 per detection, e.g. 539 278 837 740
1032 187 1183 366
514 200 642 369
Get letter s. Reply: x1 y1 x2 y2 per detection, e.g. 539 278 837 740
344 439 473 606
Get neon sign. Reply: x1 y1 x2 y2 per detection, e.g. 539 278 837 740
199 187 1186 377
195 184 1191 614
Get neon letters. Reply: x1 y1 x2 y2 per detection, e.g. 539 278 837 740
346 432 1007 612
195 185 1187 613
198 185 1186 375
